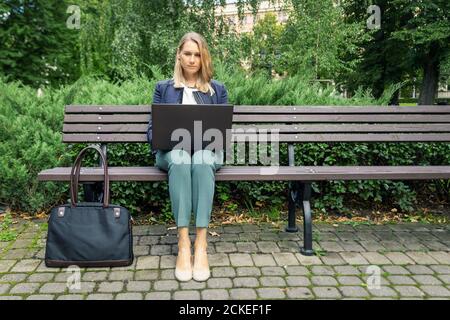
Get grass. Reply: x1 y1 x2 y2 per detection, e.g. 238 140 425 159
0 213 18 242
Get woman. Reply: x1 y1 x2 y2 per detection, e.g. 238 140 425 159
147 32 228 282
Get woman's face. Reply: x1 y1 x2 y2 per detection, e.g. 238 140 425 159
178 40 201 78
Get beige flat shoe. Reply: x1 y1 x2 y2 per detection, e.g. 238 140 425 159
193 247 210 282
175 248 192 282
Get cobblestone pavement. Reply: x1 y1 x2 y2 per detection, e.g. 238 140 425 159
0 220 449 300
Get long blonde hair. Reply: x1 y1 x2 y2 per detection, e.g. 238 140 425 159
173 32 214 95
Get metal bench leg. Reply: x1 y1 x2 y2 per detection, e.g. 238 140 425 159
82 182 104 203
299 183 314 256
286 181 299 232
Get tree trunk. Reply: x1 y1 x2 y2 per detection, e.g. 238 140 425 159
418 42 440 105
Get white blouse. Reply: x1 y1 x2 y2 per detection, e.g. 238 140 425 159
181 83 198 104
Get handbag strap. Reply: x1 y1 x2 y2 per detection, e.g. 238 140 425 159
70 145 110 208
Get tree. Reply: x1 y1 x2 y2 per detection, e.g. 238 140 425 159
0 0 80 87
391 0 450 105
281 0 364 81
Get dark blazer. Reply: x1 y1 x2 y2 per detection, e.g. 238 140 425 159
147 79 228 155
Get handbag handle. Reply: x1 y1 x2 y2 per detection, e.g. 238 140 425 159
70 145 110 208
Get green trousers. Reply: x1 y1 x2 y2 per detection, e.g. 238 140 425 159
155 149 224 227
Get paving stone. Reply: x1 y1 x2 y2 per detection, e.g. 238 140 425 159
320 241 344 252
285 266 309 276
229 288 257 300
311 276 338 286
133 246 150 256
286 287 314 299
67 282 96 294
256 241 281 253
339 252 369 265
261 266 286 276
0 283 11 294
3 249 28 260
260 276 286 287
333 265 361 276
384 252 415 265
159 255 176 269
153 280 179 291
208 253 230 267
173 290 201 300
82 272 108 282
147 225 167 235
355 232 379 242
311 266 335 276
127 281 151 292
337 276 363 286
405 252 439 265
86 294 114 300
257 287 286 299
115 293 143 300
35 261 61 273
109 271 134 281
411 275 443 285
361 252 392 265
145 292 171 300
379 240 407 251
135 270 159 280
272 252 298 266
10 259 40 272
406 265 434 275
382 265 410 275
215 242 237 253
0 273 28 283
312 287 342 299
277 241 302 253
295 253 322 266
259 233 279 241
339 241 366 252
57 295 85 300
150 245 172 255
235 241 258 253
98 281 124 293
368 287 398 297
402 241 428 251
339 286 370 298
207 277 233 289
202 289 230 300
136 256 160 269
229 253 254 267
359 241 385 251
394 286 426 297
236 267 261 277
251 254 277 267
319 252 346 265
10 282 40 294
286 276 311 286
387 276 417 285
427 252 450 264
139 236 159 245
180 280 206 290
420 286 450 297
26 295 55 300
160 269 176 280
0 296 23 300
233 277 259 288
436 274 450 284
27 273 55 282
211 266 236 278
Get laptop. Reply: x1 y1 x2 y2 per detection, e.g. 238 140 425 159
151 104 234 154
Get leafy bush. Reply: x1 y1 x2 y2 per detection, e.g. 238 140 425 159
1 67 448 218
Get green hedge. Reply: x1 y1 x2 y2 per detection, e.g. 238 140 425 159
1 67 449 217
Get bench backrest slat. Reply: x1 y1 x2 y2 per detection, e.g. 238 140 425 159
62 105 450 143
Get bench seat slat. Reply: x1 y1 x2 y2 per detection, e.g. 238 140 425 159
38 166 450 182
65 105 450 114
62 133 450 143
63 123 450 133
64 114 450 123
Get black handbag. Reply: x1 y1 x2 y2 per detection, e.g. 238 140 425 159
45 145 134 268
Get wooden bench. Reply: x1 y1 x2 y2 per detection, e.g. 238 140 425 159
38 105 450 256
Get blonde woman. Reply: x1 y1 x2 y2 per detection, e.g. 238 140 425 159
147 32 228 281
